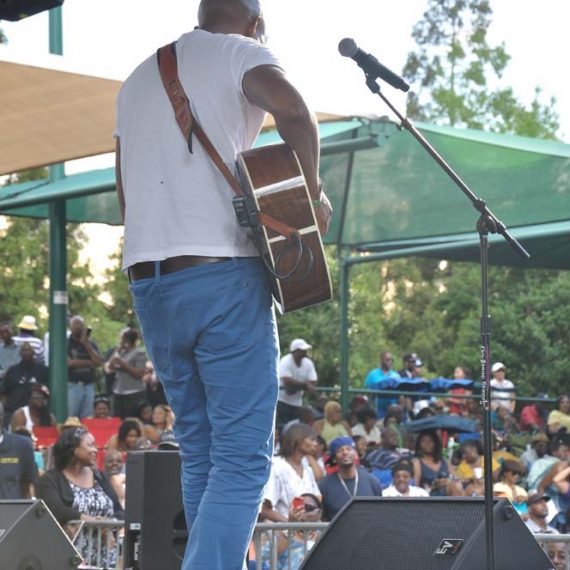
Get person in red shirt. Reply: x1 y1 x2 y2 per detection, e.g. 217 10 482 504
520 398 547 432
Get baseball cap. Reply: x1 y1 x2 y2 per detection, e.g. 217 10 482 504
329 436 355 457
17 315 38 331
290 339 312 352
158 431 180 450
31 384 50 398
527 493 550 507
492 362 506 373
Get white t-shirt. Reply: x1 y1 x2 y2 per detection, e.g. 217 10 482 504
278 353 317 407
383 485 429 498
115 30 282 269
265 455 321 519
351 423 381 445
490 378 515 410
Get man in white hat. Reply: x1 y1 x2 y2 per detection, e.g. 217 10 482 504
12 316 44 365
490 362 516 413
277 338 318 429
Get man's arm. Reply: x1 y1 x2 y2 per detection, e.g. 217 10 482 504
115 138 125 223
243 65 332 234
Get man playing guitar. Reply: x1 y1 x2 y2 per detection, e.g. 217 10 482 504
114 1 331 568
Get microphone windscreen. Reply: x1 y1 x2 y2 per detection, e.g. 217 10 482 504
338 38 358 58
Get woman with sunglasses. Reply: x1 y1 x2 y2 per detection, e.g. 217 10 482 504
38 427 123 567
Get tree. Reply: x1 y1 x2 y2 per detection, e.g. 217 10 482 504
403 0 560 139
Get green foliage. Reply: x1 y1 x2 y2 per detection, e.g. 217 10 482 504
403 0 560 139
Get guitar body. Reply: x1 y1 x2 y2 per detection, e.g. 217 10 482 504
236 143 333 313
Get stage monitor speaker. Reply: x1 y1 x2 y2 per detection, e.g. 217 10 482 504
0 499 81 569
0 0 64 21
300 497 554 570
124 450 187 570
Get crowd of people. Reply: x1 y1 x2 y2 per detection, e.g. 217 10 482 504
1 318 569 569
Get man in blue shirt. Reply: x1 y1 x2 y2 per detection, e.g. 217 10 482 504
364 351 401 419
318 436 382 521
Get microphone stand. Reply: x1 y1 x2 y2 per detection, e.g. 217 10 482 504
363 73 530 570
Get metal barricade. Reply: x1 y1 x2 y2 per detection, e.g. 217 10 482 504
68 521 570 570
68 519 123 570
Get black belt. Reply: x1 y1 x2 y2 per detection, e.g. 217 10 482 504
128 255 230 282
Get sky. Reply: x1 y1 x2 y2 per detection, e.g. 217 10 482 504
1 0 569 271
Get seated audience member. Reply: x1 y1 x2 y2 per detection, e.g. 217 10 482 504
265 424 321 521
492 433 520 465
10 384 57 433
104 449 126 509
412 430 463 496
365 428 413 489
542 542 568 570
346 395 369 428
383 405 409 447
493 459 528 513
81 395 122 457
548 396 570 435
1 342 49 425
384 461 429 497
318 437 382 521
529 439 569 491
92 394 113 419
491 405 519 435
282 406 316 434
520 399 547 433
0 322 21 379
364 351 401 419
351 407 381 447
353 435 369 468
106 418 144 461
262 493 323 570
525 494 559 534
520 432 551 471
456 439 500 496
313 401 351 446
105 328 147 419
144 404 175 444
39 428 123 567
447 366 473 416
0 402 38 499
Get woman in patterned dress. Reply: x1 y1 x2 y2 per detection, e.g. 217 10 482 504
39 427 124 567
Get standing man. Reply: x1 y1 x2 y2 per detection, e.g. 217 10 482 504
490 362 516 413
277 339 318 429
364 351 401 419
12 315 44 365
67 316 102 419
318 436 382 521
114 2 331 568
0 322 21 379
0 402 38 499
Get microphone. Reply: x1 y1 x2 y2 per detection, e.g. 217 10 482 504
338 38 409 93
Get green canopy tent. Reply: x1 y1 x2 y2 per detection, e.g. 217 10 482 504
2 116 569 417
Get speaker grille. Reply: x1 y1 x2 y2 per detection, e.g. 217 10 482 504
302 498 485 570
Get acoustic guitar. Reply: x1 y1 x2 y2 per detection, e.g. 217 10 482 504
236 143 333 313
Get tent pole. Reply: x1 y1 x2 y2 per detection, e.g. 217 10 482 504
48 5 68 422
340 259 350 415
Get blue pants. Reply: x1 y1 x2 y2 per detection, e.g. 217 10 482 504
68 381 95 419
130 258 279 570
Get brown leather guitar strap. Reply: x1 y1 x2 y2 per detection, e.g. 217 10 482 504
157 42 300 240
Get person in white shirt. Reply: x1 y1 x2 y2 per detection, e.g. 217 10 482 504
490 362 516 413
383 461 429 498
525 494 559 534
277 339 318 429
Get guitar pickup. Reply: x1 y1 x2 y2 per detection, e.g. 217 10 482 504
232 195 260 229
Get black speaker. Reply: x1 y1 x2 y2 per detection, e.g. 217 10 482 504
0 0 64 21
300 497 554 570
0 499 81 569
124 450 187 570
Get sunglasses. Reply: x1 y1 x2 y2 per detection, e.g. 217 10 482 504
303 504 321 513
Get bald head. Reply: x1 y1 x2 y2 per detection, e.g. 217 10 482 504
198 0 264 41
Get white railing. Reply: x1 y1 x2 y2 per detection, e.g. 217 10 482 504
69 522 570 570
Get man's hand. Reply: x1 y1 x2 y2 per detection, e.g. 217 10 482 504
313 191 332 236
